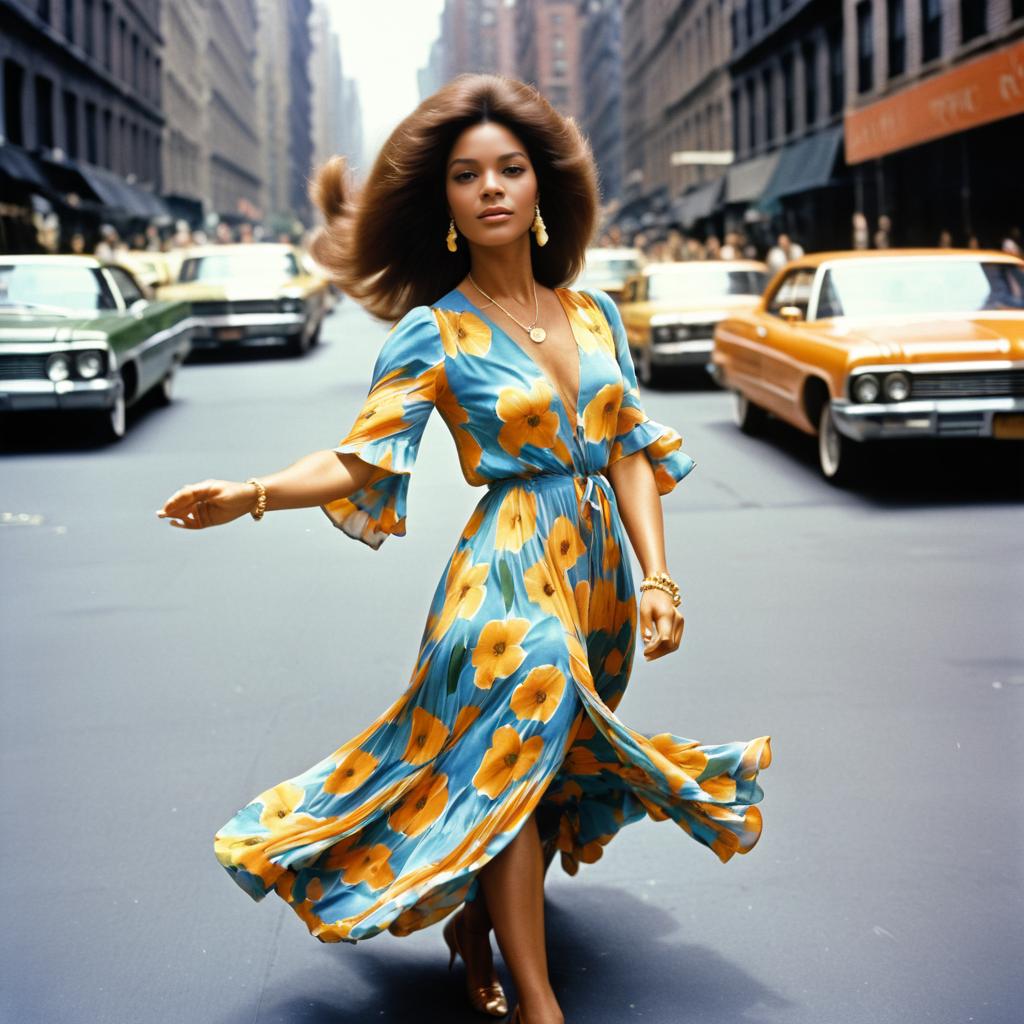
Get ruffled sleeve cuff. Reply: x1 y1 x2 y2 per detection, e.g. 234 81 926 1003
608 408 697 497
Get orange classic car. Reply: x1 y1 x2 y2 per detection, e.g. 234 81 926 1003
710 249 1024 482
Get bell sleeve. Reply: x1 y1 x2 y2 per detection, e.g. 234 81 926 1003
585 287 697 495
321 304 444 549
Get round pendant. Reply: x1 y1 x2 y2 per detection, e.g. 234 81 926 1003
529 326 546 343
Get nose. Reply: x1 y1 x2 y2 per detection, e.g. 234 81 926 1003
480 169 504 196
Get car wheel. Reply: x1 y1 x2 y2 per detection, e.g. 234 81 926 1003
86 377 127 443
818 402 864 485
287 327 311 357
636 345 654 386
155 367 176 406
309 320 323 346
733 390 768 435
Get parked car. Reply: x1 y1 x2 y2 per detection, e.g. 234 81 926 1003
156 243 328 357
710 249 1024 483
120 250 179 292
571 247 644 303
619 260 769 384
0 255 193 442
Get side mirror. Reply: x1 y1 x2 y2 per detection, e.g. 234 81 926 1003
129 298 149 317
779 305 804 323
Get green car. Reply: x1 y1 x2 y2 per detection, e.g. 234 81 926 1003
0 254 193 441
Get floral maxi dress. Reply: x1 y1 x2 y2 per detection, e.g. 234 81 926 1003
213 285 772 943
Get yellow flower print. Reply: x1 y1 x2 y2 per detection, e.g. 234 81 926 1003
496 379 561 457
258 781 318 833
495 487 537 551
603 646 625 677
471 617 531 690
561 291 614 356
546 516 587 573
472 725 545 799
332 841 396 890
434 309 492 358
460 504 486 541
589 578 618 633
613 404 646 443
435 381 486 485
432 547 490 640
401 706 450 765
582 381 624 444
344 373 427 446
649 734 709 777
523 556 572 624
510 664 566 723
388 768 449 836
699 774 738 802
574 578 591 634
324 748 379 795
451 703 481 742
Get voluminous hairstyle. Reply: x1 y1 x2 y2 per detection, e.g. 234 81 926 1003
308 73 599 323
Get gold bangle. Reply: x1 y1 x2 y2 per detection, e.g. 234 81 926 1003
245 478 267 520
639 571 681 606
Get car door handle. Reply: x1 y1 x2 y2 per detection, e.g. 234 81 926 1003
756 325 767 338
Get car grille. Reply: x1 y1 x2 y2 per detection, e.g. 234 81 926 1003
654 322 716 343
0 354 49 380
910 369 1024 400
191 300 281 316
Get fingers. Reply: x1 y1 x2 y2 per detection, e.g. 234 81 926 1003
156 481 215 529
642 605 685 661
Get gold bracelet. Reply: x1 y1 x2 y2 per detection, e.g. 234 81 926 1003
639 571 681 606
245 478 267 520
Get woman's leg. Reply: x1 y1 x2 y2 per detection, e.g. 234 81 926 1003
477 810 563 1023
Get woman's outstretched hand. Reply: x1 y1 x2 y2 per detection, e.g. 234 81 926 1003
156 479 257 530
639 588 684 661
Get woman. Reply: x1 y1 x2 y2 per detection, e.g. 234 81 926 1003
157 74 771 1024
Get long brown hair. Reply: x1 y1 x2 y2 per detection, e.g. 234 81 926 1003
308 73 599 323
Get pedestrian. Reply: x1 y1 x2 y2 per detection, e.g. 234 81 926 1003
937 229 953 248
156 73 771 1024
766 232 803 273
1001 227 1022 255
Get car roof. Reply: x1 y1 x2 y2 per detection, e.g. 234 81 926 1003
641 259 767 273
179 243 296 257
789 248 1024 267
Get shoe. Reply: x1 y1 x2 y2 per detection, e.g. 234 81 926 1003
442 910 508 1017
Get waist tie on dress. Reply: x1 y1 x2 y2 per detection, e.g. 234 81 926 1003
485 470 611 527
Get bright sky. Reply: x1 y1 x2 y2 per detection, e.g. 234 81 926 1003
326 0 447 172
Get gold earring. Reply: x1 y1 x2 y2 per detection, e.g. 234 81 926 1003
446 218 458 252
532 202 548 247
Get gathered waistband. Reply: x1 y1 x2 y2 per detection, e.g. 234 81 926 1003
485 469 612 523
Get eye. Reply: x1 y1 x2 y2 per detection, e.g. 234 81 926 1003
453 165 527 183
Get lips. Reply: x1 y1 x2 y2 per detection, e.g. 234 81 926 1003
479 208 512 220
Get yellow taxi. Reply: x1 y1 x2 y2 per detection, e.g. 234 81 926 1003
156 243 329 356
619 260 769 384
710 249 1024 483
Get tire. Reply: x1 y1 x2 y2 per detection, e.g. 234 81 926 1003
733 389 769 435
287 328 311 357
154 367 176 406
86 375 127 443
818 402 865 485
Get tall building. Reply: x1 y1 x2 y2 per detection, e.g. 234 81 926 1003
515 0 581 117
439 0 518 81
313 4 363 180
576 0 625 211
842 0 1024 246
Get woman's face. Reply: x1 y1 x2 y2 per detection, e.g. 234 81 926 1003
445 121 538 250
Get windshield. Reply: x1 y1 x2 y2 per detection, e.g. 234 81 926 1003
0 264 117 312
647 268 767 301
817 260 1024 316
179 250 300 283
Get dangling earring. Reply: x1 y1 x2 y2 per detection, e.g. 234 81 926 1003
532 202 549 247
446 217 458 252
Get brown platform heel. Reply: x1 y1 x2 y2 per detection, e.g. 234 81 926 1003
442 909 508 1017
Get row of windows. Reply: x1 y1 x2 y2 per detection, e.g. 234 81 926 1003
730 25 843 157
39 0 161 104
2 59 159 182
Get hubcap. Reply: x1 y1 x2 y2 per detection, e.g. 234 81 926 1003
733 391 747 427
819 407 840 476
110 394 126 438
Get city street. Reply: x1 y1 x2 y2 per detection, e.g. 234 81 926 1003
2 298 1022 1024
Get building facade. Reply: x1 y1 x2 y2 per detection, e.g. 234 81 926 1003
515 0 582 117
439 0 518 82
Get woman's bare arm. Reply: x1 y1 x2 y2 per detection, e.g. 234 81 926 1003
606 450 684 660
156 450 376 529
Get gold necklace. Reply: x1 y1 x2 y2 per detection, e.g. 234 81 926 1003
468 273 547 343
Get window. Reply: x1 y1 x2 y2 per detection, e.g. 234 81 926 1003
64 0 75 44
961 0 987 42
762 67 775 145
761 0 770 28
107 266 145 305
887 0 906 77
1013 0 1024 20
553 35 564 53
803 40 818 127
102 2 111 68
0 264 117 312
746 0 754 39
746 77 757 150
102 108 112 167
921 0 941 62
828 23 844 114
35 75 55 148
40 0 51 21
856 1 873 93
767 269 816 317
84 100 97 163
83 0 94 56
782 53 794 135
3 61 25 145
731 89 741 154
63 89 78 158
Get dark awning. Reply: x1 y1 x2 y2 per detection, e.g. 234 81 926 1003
672 177 725 227
75 161 171 219
0 143 50 190
761 126 844 203
725 152 781 204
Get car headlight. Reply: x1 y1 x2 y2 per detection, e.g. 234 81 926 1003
673 325 691 341
652 326 673 344
46 353 71 382
75 351 106 380
852 374 880 403
882 371 910 402
280 298 303 313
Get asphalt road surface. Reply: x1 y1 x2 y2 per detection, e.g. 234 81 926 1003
3 297 1022 1024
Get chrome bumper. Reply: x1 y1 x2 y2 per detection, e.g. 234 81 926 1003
190 312 305 346
0 376 121 412
831 396 1024 440
649 338 713 366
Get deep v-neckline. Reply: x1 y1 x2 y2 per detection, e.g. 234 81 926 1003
452 286 584 427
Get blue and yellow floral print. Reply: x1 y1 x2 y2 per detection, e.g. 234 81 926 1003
214 286 772 943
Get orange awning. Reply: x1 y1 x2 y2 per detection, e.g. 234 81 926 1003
844 39 1024 164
